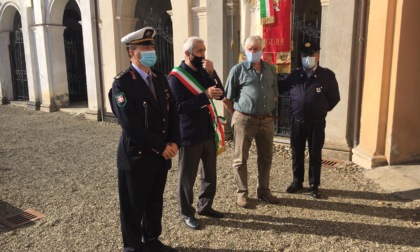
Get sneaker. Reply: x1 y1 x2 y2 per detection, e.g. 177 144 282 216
286 182 304 193
236 196 249 208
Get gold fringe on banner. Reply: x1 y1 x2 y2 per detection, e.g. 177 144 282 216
275 64 291 74
244 0 259 8
261 16 275 25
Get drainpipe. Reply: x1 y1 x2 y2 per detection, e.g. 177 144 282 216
353 0 368 147
94 0 105 121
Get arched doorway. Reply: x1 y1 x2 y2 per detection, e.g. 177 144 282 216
291 0 321 69
135 1 173 75
63 0 87 103
276 0 321 136
9 12 28 101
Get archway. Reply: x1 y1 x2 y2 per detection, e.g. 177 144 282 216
63 0 87 103
135 0 173 75
8 11 28 101
276 0 321 136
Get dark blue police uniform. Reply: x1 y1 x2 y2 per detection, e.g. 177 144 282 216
279 66 340 191
109 65 180 251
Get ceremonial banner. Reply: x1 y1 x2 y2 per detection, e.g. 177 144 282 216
260 0 275 24
262 0 291 74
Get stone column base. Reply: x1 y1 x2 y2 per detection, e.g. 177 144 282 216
85 109 100 121
27 101 40 111
1 97 9 104
40 103 58 112
352 147 388 169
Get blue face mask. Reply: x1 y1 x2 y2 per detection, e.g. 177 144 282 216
301 56 317 69
140 50 157 67
245 50 263 63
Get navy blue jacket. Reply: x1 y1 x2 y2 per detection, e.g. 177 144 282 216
168 61 224 147
109 65 180 171
278 66 340 123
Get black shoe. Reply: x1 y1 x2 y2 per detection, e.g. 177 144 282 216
183 216 201 230
197 208 224 218
144 239 177 252
310 185 321 199
257 191 281 204
286 182 303 193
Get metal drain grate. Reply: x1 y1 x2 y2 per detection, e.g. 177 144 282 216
0 209 45 229
321 158 343 168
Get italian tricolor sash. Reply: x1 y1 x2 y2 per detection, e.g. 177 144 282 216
169 67 226 155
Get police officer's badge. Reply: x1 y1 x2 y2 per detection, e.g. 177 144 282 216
115 92 127 107
316 87 322 93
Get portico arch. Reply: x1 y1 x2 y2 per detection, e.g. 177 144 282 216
63 0 87 103
48 0 68 25
115 0 173 73
0 2 22 104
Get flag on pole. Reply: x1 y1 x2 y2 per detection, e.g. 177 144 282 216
260 0 275 24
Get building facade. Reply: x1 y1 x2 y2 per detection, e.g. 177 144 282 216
0 0 419 168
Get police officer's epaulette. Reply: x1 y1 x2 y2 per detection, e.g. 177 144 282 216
114 69 129 80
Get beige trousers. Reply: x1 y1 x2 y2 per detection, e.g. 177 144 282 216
231 111 275 198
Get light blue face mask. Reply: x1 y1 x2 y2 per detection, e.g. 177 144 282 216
245 50 263 63
140 50 157 67
302 56 316 69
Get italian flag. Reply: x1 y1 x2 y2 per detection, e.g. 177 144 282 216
260 0 275 24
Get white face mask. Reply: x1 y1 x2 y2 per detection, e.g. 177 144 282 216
245 50 263 64
302 56 317 69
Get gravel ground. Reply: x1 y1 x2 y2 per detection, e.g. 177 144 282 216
0 105 419 252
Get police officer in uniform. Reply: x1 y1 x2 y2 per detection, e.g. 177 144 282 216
109 27 180 252
278 41 340 199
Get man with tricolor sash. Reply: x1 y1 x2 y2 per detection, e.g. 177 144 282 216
168 36 225 230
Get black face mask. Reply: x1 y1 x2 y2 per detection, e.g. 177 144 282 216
190 54 204 69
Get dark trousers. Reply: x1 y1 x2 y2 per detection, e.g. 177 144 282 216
118 164 168 251
178 138 217 217
291 118 326 187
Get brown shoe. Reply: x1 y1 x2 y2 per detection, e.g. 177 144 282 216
257 192 280 204
236 196 249 208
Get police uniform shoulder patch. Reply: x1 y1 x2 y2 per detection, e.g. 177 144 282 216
114 70 129 80
115 92 127 107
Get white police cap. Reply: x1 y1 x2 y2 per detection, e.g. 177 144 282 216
121 27 156 45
